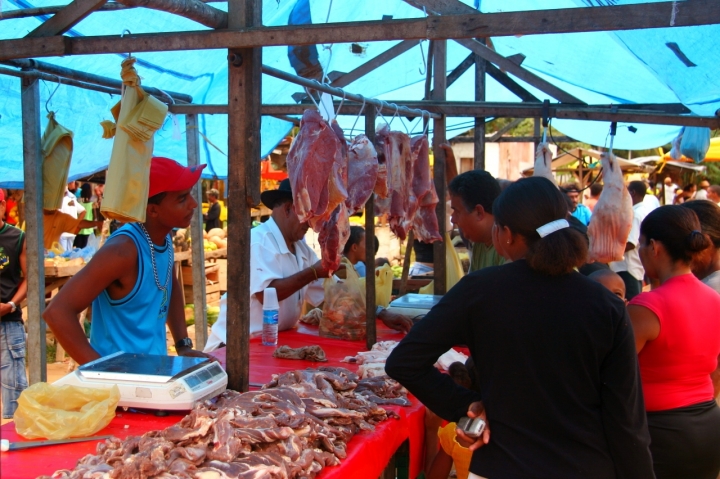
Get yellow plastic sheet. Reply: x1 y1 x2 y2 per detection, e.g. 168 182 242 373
14 383 120 440
101 56 167 223
358 263 394 308
41 112 73 210
419 233 465 294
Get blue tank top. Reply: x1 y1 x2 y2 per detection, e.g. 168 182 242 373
90 223 173 357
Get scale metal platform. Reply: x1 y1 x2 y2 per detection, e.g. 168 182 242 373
386 293 443 321
53 352 228 410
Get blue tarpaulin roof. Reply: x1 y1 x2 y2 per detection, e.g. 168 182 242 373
1 0 719 188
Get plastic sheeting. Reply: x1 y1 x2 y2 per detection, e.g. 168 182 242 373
1 0 719 187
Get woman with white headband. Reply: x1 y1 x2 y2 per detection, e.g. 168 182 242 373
387 176 654 479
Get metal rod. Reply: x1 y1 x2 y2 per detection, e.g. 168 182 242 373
0 66 121 96
21 75 47 384
261 65 440 120
2 59 192 103
364 108 377 350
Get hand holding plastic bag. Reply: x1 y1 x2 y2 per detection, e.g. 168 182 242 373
14 383 120 440
320 258 366 341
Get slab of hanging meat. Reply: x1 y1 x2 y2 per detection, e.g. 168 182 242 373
346 134 378 214
286 109 348 226
376 126 414 240
374 134 389 199
587 152 633 263
406 135 442 243
317 204 350 272
533 142 557 186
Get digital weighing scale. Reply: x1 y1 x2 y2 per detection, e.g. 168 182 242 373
53 352 228 410
386 293 443 320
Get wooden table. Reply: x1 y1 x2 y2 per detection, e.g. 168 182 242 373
0 322 426 479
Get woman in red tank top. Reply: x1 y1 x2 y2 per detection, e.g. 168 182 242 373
628 205 720 479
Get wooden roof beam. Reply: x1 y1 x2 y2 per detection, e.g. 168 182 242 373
112 0 227 29
2 1 719 60
330 40 416 88
26 0 109 37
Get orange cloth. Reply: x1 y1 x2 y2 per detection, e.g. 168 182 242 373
43 210 84 249
438 422 472 479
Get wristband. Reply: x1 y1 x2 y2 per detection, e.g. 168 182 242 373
175 338 193 350
7 302 17 313
311 266 319 280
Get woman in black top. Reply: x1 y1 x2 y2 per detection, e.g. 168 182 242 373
203 188 222 232
386 177 654 479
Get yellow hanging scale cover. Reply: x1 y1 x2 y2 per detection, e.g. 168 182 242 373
101 56 168 223
41 112 74 210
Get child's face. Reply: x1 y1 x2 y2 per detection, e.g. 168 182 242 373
598 276 627 302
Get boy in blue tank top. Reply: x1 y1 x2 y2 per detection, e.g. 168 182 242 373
44 157 212 364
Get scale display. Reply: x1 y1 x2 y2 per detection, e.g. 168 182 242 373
55 352 227 410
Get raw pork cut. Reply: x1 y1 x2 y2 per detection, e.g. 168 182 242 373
407 135 442 243
286 109 348 225
587 152 633 263
346 134 379 213
375 126 414 240
533 142 557 186
316 203 350 272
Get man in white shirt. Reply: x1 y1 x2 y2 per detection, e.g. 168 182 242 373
205 179 412 352
662 176 679 205
707 185 720 206
610 181 656 300
58 183 86 251
694 180 710 200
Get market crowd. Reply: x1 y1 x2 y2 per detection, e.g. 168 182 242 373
2 155 720 479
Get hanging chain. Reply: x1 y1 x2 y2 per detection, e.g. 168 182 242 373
138 223 173 292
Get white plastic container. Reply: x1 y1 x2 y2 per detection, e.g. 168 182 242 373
262 287 279 346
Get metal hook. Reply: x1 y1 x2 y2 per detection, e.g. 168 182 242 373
423 110 430 136
389 103 399 128
120 29 132 58
418 40 427 75
336 90 346 117
45 76 62 114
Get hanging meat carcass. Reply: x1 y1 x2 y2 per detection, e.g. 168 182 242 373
286 109 348 226
587 152 633 263
375 126 414 241
406 135 442 243
317 204 351 272
346 135 379 214
533 142 558 186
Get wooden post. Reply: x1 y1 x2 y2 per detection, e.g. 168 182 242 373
474 41 487 170
398 230 414 297
226 0 261 392
185 113 208 350
364 108 377 350
432 40 447 295
21 75 46 384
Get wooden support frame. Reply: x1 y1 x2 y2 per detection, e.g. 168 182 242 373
225 0 261 393
364 108 377 350
486 63 539 103
431 40 447 296
185 113 209 350
21 76 47 384
331 40 416 89
27 0 108 38
167 101 718 128
3 1 718 60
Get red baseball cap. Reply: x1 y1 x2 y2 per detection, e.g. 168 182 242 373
0 189 5 202
148 157 206 198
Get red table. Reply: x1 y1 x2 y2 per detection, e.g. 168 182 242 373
1 321 425 479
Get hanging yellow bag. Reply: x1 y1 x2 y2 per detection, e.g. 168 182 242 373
41 112 73 210
420 232 465 294
101 56 167 223
14 383 120 440
357 262 394 308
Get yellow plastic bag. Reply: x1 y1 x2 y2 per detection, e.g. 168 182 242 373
14 383 120 440
420 233 465 294
320 258 366 341
41 112 73 210
357 263 393 308
102 57 164 223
